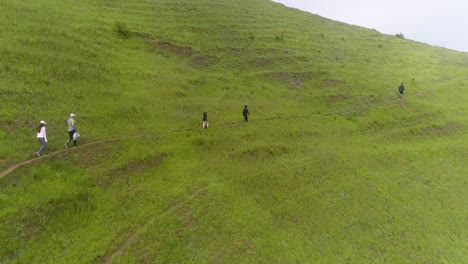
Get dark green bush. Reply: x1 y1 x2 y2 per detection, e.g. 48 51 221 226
115 21 131 38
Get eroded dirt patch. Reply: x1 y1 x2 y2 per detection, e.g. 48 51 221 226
328 94 349 103
269 71 327 89
135 32 218 67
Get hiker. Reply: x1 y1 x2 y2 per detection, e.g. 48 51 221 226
202 111 209 129
65 113 77 148
399 82 405 97
36 120 47 156
243 105 249 123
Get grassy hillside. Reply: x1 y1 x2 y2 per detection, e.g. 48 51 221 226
1 0 467 263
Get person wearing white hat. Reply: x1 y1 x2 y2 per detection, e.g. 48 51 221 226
65 113 77 148
36 120 47 156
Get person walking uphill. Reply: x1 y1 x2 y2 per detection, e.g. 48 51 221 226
243 105 250 123
202 111 209 129
65 113 77 148
399 82 405 98
36 120 47 156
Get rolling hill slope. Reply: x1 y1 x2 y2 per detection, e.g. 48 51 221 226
1 0 467 263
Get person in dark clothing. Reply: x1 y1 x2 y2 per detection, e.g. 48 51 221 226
202 111 209 129
243 105 249 123
399 83 405 97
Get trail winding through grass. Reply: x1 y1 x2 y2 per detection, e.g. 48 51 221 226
0 95 415 179
103 186 213 263
0 135 145 178
0 92 430 263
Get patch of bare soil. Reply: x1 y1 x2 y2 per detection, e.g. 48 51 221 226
328 94 349 103
269 71 327 90
289 78 304 90
135 32 218 67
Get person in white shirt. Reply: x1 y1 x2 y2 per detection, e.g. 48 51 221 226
36 120 47 156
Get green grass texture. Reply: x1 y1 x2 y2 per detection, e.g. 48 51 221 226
1 0 467 263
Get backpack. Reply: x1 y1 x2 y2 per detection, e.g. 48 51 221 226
73 132 81 140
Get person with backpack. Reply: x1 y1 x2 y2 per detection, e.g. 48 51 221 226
202 111 209 129
36 120 47 156
65 113 77 148
399 83 405 97
243 105 250 123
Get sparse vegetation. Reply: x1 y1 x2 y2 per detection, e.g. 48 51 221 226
0 0 467 263
396 33 405 39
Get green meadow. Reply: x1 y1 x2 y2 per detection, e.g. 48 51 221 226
1 0 467 263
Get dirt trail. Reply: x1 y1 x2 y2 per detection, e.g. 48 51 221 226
0 91 427 263
0 135 145 178
1 93 420 179
102 231 137 264
103 186 211 264
100 96 414 263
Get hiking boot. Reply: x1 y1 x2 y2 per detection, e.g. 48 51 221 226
36 152 41 157
65 143 68 149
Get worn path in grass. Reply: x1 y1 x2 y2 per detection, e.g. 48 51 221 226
98 95 429 263
0 135 146 178
0 93 424 179
103 186 213 264
0 92 430 263
102 150 340 263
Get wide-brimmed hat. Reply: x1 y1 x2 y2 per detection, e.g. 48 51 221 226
70 113 76 117
40 120 46 124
